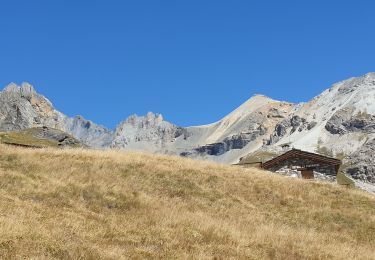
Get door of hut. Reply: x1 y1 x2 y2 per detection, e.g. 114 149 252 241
300 170 314 179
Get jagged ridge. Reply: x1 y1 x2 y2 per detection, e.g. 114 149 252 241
0 82 113 148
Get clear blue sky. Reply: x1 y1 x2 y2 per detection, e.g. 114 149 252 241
0 1 374 129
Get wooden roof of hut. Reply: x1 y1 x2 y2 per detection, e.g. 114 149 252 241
262 149 341 171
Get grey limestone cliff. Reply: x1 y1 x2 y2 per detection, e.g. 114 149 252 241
0 83 113 148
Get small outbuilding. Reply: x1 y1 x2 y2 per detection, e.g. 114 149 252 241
261 149 341 180
235 151 278 168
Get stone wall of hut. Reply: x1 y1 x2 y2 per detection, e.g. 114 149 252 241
266 157 337 181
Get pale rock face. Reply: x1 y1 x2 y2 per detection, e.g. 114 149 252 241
64 116 113 148
111 112 185 152
177 96 294 162
0 83 113 148
266 72 375 155
0 83 55 130
344 138 375 183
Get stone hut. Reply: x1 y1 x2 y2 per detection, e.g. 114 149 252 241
261 149 341 180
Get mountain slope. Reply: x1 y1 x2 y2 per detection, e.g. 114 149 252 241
111 95 294 163
0 83 113 148
0 144 374 259
263 72 375 182
268 72 375 153
1 73 375 183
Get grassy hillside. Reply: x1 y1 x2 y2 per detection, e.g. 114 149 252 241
0 128 82 148
0 145 374 259
0 129 58 148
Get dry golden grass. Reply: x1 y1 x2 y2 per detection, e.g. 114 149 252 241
0 128 82 148
0 144 374 259
0 130 58 148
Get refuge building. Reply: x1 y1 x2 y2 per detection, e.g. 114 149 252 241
261 149 341 180
236 149 342 180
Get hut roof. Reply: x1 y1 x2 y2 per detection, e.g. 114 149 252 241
262 149 341 169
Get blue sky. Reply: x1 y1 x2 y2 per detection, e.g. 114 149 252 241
0 1 374 129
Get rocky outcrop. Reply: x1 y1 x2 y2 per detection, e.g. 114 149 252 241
344 138 375 183
64 116 113 148
325 109 375 135
111 112 186 150
267 108 286 118
0 83 70 130
290 115 306 133
307 121 317 130
194 125 267 156
31 126 83 147
268 115 309 144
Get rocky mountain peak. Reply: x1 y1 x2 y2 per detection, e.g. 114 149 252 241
2 82 37 103
3 82 19 92
0 83 114 148
124 112 164 127
363 72 375 79
146 111 163 122
20 82 36 93
3 82 35 93
111 112 184 151
251 94 275 100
